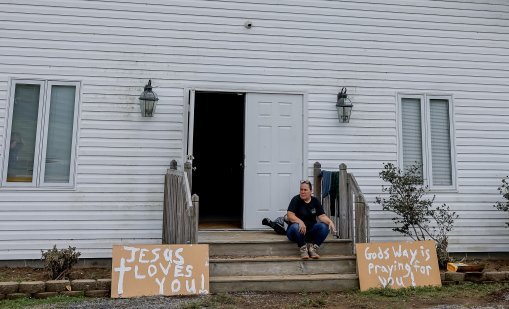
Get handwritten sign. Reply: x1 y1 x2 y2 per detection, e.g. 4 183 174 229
111 244 209 298
356 240 441 291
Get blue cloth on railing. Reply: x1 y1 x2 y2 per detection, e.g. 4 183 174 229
320 170 333 198
320 170 339 216
320 171 339 198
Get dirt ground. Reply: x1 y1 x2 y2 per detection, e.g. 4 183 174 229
0 267 110 282
21 287 509 309
1 260 508 308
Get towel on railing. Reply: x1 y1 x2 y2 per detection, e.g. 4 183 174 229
320 171 332 198
320 170 339 216
320 171 339 198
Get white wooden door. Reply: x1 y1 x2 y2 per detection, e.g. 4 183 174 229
244 93 303 229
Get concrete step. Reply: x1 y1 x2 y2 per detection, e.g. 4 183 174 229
200 230 353 257
199 231 358 292
210 255 356 276
207 240 352 257
210 273 359 293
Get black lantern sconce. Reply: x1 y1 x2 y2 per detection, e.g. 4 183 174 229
139 80 159 117
336 87 353 123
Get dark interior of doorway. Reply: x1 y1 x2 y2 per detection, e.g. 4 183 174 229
192 91 245 229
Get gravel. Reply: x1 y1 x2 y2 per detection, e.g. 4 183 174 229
38 295 204 309
31 289 509 309
427 305 507 309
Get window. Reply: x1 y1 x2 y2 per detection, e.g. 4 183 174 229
2 80 80 187
398 94 455 189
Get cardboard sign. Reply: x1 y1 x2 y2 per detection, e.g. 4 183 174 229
111 244 209 298
356 240 441 291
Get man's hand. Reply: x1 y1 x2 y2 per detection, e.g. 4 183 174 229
298 222 306 234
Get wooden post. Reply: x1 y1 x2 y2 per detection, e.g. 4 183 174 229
191 194 199 244
347 174 354 243
339 163 349 239
184 160 193 191
162 171 170 244
170 160 177 171
313 162 322 200
163 161 198 244
355 195 367 244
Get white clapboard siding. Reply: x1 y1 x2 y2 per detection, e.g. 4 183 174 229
1 0 509 259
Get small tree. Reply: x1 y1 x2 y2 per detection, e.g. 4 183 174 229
375 163 458 267
494 177 509 227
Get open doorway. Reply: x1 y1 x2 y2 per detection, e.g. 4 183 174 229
191 91 245 229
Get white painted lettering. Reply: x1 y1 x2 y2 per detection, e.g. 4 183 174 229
174 264 184 277
139 248 149 263
368 263 374 274
155 277 165 295
392 245 402 258
163 249 173 262
150 248 161 263
365 247 375 260
377 276 387 288
409 249 418 265
186 279 196 293
395 276 405 287
402 249 409 258
134 265 146 279
387 277 394 286
199 273 208 294
159 262 172 276
174 248 184 265
387 264 394 278
171 279 181 293
148 264 157 277
114 258 132 295
123 246 140 263
185 265 193 278
404 263 412 278
377 247 390 259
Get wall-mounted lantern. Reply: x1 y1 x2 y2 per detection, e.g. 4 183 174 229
139 80 159 117
336 87 353 123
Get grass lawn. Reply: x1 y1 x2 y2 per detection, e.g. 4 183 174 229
0 283 507 309
0 295 84 309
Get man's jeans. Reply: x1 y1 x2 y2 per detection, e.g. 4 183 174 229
287 222 329 247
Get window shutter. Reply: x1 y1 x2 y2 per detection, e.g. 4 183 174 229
401 98 423 174
430 99 452 186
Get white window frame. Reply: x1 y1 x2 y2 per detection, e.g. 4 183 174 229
397 93 457 191
2 79 81 188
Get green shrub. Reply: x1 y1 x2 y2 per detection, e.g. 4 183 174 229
41 245 81 280
375 163 458 267
494 177 509 227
